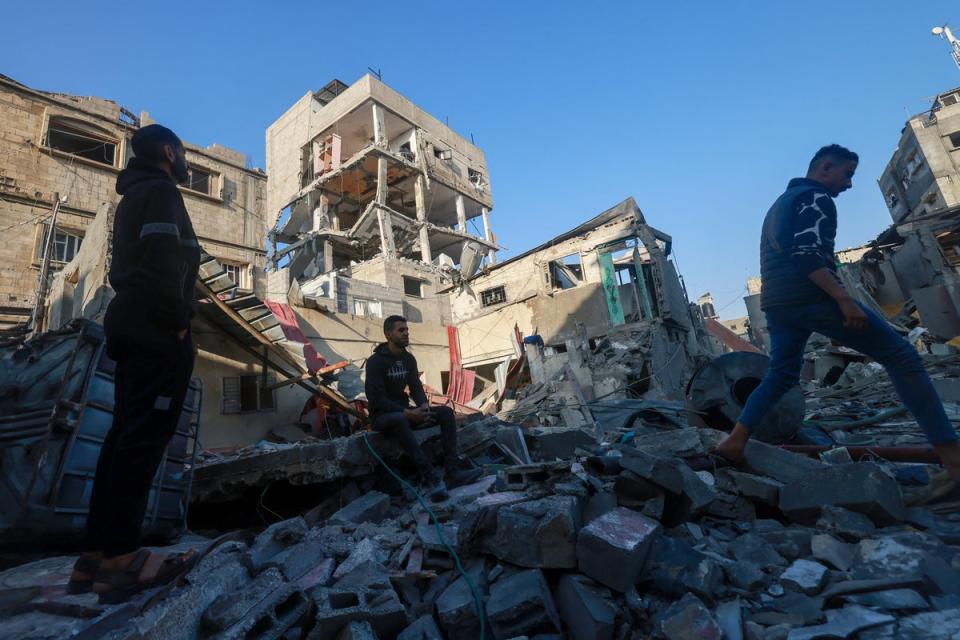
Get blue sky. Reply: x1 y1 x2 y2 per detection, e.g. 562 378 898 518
4 2 960 318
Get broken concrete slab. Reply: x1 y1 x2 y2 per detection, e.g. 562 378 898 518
779 559 829 595
495 461 571 491
486 495 581 569
760 528 813 561
815 506 876 541
810 534 857 571
245 517 309 574
262 538 329 582
719 469 783 507
742 439 828 484
715 599 744 640
728 533 787 570
577 506 661 592
850 534 940 580
486 568 561 639
332 538 388 582
329 491 391 526
435 564 487 640
554 574 617 640
785 605 895 640
659 593 722 640
842 588 929 611
779 463 905 525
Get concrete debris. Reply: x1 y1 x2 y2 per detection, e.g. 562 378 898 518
4 358 960 640
486 568 561 639
779 559 829 595
576 506 662 592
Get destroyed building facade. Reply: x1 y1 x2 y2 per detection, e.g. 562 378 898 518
264 74 497 322
879 86 960 223
0 74 269 331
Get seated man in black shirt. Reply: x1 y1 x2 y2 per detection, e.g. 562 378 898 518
365 315 478 499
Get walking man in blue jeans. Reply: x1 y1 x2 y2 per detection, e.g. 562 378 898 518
715 144 960 479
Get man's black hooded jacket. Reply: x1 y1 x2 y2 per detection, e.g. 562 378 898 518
364 343 428 416
105 158 200 354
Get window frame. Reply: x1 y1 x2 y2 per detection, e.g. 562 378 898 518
480 285 507 307
44 116 119 168
402 276 424 298
222 374 277 414
180 165 215 196
35 224 84 265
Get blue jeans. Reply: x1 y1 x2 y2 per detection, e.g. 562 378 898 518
738 301 958 446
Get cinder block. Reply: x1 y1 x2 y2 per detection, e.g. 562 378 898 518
329 491 391 526
577 507 662 592
779 463 905 525
202 567 309 640
486 569 561 640
308 584 407 640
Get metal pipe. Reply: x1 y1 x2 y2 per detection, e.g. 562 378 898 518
779 444 940 463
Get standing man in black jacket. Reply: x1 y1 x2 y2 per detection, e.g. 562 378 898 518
366 315 477 499
715 145 960 480
68 125 201 603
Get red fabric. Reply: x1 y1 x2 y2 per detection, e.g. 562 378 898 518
264 300 327 373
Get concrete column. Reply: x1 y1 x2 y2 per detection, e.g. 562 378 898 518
481 207 491 242
372 104 388 147
375 156 395 259
376 206 396 258
376 156 388 205
330 201 340 231
455 193 467 233
312 193 329 231
415 175 432 264
322 239 334 273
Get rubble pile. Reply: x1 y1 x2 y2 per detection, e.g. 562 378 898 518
6 410 960 639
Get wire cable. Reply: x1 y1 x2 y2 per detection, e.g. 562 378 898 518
362 432 485 640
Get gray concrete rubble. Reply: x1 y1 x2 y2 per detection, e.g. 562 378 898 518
3 350 960 639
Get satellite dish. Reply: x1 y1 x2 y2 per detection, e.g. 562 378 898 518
933 26 945 36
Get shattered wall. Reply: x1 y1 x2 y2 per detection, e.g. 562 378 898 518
451 198 710 376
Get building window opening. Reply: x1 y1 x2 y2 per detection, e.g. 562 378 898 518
353 298 383 318
949 132 960 149
222 374 276 414
182 166 212 195
468 168 486 191
222 263 247 288
46 118 117 166
39 226 83 263
403 276 423 298
433 146 452 161
549 253 583 290
480 285 506 307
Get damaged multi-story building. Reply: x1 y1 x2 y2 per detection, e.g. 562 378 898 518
0 74 269 331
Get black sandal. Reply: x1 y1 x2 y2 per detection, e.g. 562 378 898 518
66 553 101 594
93 549 199 604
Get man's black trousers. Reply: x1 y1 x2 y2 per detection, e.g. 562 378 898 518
87 337 195 558
372 406 457 475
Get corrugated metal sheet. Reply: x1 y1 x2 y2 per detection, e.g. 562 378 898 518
0 320 201 548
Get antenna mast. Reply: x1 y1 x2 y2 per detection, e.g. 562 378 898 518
932 25 960 69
